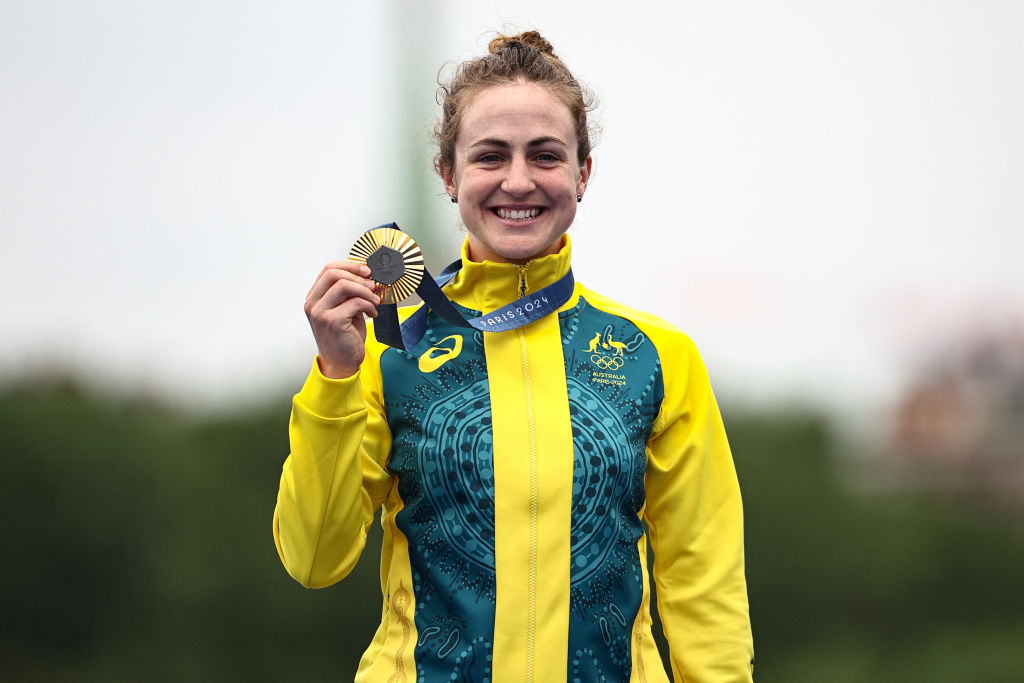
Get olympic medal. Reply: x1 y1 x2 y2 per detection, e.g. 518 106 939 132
349 226 425 304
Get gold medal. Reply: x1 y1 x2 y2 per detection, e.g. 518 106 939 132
349 226 425 304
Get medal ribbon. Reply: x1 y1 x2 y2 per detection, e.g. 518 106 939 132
371 231 575 351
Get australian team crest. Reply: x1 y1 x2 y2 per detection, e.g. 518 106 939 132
583 325 644 384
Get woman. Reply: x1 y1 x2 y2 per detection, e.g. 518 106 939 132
275 31 754 682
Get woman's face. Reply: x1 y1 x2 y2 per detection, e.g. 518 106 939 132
442 81 592 264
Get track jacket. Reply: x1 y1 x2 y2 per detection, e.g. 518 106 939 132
275 237 754 682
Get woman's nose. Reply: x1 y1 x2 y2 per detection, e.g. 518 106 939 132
501 157 535 195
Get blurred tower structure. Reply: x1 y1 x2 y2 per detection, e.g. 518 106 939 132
384 0 459 271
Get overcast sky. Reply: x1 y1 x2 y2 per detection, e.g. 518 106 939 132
2 1 1022 421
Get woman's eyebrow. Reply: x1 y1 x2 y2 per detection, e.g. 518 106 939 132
466 136 568 150
526 136 568 148
466 138 510 150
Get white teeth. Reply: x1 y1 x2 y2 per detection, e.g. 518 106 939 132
497 208 540 220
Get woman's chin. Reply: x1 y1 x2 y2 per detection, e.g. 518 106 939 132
469 231 565 264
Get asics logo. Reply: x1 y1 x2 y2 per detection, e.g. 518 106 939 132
418 334 464 373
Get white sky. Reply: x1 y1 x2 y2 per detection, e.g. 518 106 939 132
2 1 1022 420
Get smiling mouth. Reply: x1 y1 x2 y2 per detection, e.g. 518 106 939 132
495 207 542 220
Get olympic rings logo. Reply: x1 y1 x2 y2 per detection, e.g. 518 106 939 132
590 354 624 370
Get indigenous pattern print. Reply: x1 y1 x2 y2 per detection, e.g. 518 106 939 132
562 306 664 681
379 300 665 682
383 328 496 682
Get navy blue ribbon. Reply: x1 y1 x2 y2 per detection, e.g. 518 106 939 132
373 242 575 351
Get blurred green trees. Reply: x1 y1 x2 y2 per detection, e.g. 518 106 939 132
2 382 1022 681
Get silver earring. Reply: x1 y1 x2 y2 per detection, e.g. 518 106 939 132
450 195 458 204
577 194 583 203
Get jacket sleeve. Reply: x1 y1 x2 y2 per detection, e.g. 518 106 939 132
273 354 393 588
644 333 754 682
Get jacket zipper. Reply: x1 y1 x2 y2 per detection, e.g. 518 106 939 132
517 324 539 683
516 263 538 681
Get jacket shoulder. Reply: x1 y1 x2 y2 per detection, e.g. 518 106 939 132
577 285 700 356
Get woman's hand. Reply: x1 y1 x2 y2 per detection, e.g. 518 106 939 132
304 261 381 379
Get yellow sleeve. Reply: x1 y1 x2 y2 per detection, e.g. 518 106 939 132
273 354 393 589
644 333 754 682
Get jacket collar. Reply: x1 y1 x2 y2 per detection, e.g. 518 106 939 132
445 235 577 314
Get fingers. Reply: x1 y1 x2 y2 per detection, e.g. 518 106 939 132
313 276 381 313
315 282 380 321
305 260 381 314
306 260 372 299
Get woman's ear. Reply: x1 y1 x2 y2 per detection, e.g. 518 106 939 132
440 161 457 198
576 156 593 197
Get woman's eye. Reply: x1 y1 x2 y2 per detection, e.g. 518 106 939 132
479 153 501 163
535 153 559 163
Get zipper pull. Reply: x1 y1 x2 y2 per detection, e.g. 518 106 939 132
518 265 528 297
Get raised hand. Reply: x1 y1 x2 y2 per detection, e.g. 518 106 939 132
304 261 380 379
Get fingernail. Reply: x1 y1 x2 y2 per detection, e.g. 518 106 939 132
365 279 376 288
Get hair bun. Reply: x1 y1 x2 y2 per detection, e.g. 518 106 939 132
488 30 557 59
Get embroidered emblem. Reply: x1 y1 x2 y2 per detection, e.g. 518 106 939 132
418 334 464 373
584 327 643 383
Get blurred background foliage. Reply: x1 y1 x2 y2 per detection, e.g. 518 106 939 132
3 380 1022 682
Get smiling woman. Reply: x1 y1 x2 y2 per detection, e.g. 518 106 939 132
274 29 754 683
434 32 593 265
441 81 591 264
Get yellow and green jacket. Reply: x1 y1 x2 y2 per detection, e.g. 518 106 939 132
275 238 753 682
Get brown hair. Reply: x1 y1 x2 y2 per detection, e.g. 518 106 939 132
434 30 595 176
